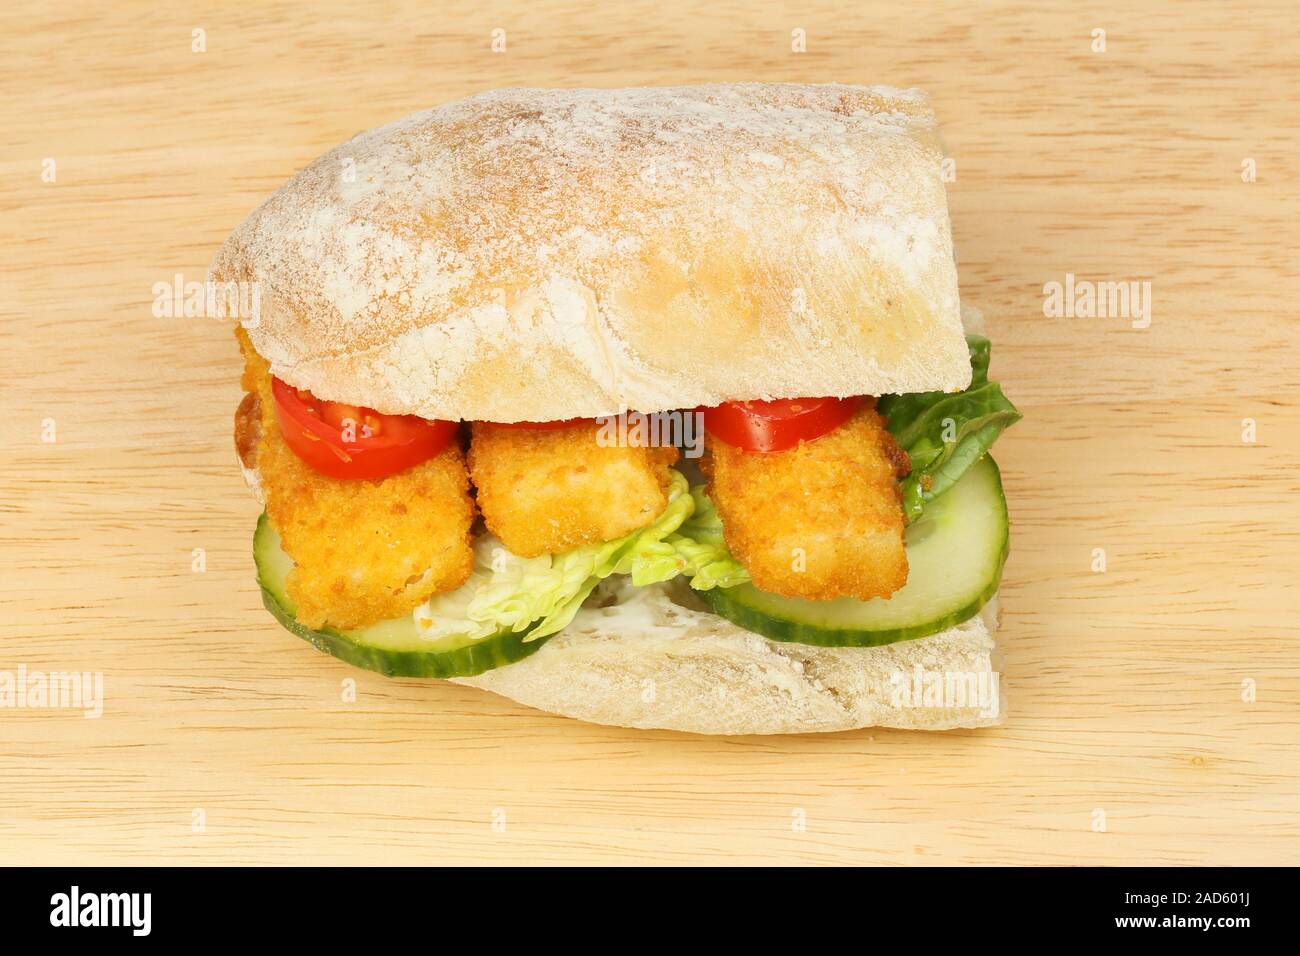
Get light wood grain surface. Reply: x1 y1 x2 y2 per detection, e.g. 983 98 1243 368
2 0 1298 866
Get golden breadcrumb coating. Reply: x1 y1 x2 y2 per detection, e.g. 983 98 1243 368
237 330 474 629
705 404 908 602
468 421 679 558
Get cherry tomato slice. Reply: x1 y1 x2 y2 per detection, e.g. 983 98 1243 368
700 396 864 452
271 377 457 479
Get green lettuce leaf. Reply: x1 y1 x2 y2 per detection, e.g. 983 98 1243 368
415 470 699 642
877 335 1020 522
666 486 751 590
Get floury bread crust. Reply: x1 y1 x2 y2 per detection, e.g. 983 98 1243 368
211 84 970 422
454 585 1004 735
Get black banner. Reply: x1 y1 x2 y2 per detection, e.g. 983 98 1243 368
0 867 1279 942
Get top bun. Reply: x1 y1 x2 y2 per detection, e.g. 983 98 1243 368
211 84 970 422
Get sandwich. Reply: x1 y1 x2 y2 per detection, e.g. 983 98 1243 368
214 84 1021 735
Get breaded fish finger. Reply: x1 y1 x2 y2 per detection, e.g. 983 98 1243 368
469 421 678 558
239 331 474 629
706 404 908 601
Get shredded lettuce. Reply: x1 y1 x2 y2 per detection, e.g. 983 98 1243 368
665 487 751 590
877 335 1021 522
415 470 702 643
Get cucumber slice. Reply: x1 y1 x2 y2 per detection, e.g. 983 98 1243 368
253 514 547 678
696 454 1008 647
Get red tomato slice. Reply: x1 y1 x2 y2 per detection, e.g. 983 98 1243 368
271 377 457 479
700 396 864 452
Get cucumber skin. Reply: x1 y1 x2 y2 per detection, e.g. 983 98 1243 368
259 587 549 678
253 514 549 678
254 454 1006 667
695 458 1009 649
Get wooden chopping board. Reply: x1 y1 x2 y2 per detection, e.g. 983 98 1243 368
2 0 1297 865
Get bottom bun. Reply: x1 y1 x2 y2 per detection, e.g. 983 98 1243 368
454 581 1004 735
